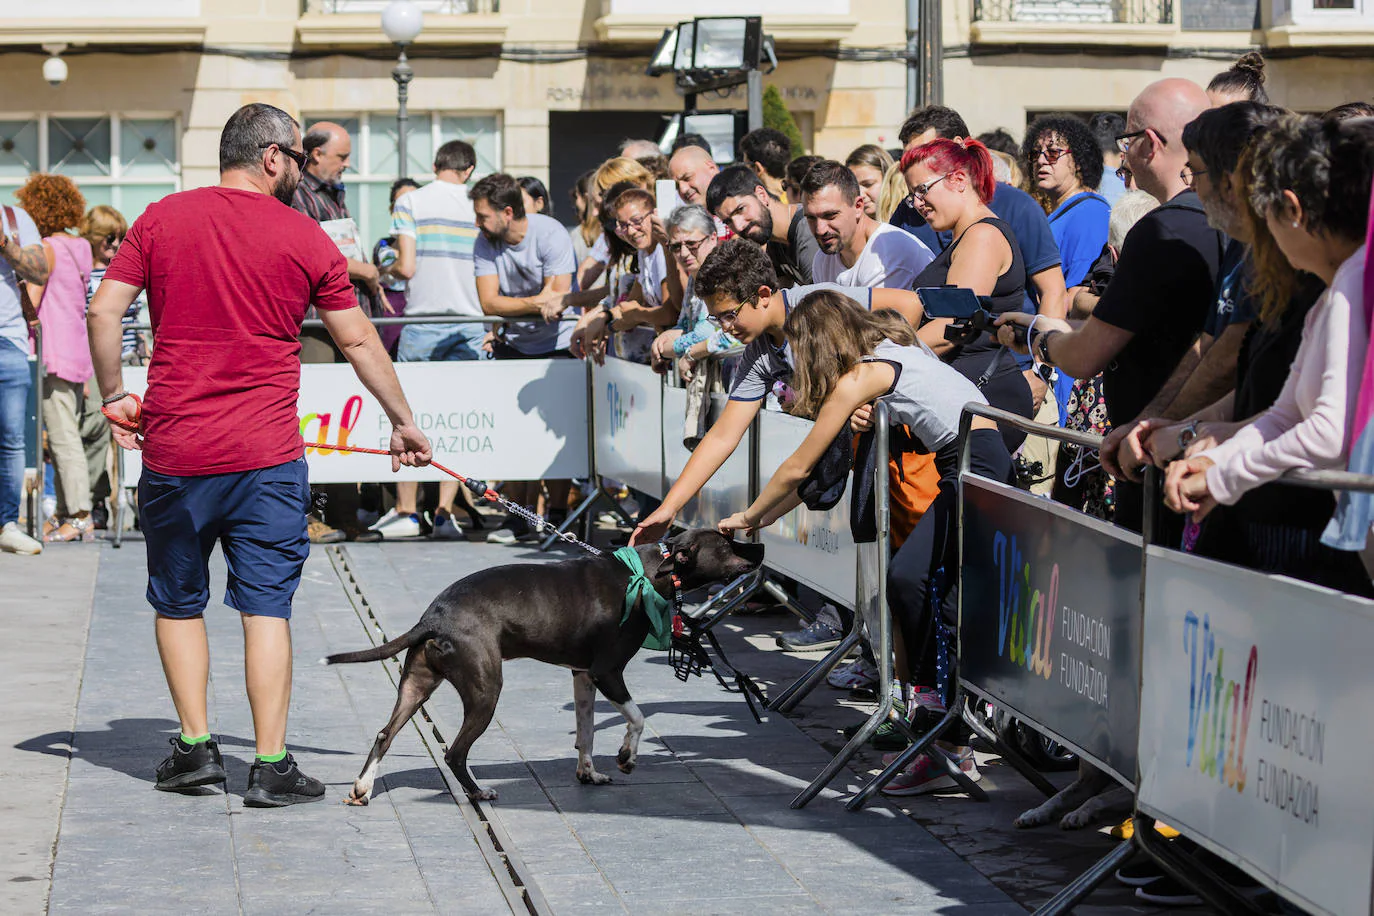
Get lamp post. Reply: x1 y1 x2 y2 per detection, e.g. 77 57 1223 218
381 1 423 181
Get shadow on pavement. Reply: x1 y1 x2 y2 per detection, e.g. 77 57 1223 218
15 717 351 785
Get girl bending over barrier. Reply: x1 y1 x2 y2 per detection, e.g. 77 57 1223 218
716 291 1013 796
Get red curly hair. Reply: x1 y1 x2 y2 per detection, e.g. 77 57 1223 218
15 173 86 238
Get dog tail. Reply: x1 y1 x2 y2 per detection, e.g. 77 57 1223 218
323 623 429 666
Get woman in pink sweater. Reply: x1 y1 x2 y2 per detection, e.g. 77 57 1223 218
15 174 94 542
1165 115 1374 529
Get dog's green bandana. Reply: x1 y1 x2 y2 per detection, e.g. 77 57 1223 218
613 546 674 650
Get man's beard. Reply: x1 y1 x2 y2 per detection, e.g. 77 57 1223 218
816 231 844 255
272 170 300 205
1204 196 1239 235
742 207 773 245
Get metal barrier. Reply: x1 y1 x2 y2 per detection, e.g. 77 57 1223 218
1133 467 1374 916
23 328 43 539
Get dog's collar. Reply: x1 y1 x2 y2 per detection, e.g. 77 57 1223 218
657 541 684 615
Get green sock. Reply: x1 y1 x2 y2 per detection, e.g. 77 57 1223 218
180 733 211 746
256 749 287 764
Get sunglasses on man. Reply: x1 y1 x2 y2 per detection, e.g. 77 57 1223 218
260 142 308 171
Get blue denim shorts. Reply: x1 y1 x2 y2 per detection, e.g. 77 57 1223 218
397 323 491 362
139 458 310 619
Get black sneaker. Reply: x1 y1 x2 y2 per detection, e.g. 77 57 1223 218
243 754 326 808
155 737 226 791
776 619 844 651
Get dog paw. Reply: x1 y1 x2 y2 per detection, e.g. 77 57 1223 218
1014 809 1052 829
616 748 636 774
343 792 370 807
1059 809 1094 830
577 769 613 786
467 787 499 802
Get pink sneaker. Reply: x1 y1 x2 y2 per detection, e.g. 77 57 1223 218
907 686 947 717
881 747 980 797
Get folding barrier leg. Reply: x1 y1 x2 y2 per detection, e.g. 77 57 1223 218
845 691 964 811
757 577 816 622
1031 838 1136 916
689 569 765 632
960 698 1059 799
1133 815 1269 916
766 627 861 714
791 690 901 809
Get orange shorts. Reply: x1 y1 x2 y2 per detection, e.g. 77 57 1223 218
889 450 941 547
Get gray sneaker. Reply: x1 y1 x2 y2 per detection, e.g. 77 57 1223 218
485 527 519 545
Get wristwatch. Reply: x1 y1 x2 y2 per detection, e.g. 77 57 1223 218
1177 420 1200 453
1035 329 1060 365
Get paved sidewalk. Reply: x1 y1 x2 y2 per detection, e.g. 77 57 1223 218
341 540 1024 915
0 547 99 915
2 534 1177 914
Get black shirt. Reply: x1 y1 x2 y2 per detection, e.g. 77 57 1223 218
767 208 819 287
1092 190 1226 426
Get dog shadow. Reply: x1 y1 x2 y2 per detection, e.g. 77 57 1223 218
15 717 351 786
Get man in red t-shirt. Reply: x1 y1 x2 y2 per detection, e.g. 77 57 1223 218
87 103 432 808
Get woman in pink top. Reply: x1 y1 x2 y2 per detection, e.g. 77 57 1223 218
1165 116 1374 528
16 174 94 542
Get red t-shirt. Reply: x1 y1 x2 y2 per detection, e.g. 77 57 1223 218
104 186 356 476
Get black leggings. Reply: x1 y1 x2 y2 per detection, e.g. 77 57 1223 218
887 429 1012 690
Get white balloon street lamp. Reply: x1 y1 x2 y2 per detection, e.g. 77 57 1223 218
381 1 424 180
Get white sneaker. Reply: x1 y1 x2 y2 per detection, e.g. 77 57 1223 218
0 521 42 555
485 527 518 545
370 509 422 539
430 513 465 540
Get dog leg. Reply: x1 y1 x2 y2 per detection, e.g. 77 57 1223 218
437 642 503 802
592 670 643 775
1015 761 1100 828
347 646 443 806
1060 784 1134 830
572 671 612 786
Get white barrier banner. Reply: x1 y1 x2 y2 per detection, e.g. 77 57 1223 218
663 386 749 529
591 358 663 499
756 408 856 607
119 361 590 484
1137 548 1374 916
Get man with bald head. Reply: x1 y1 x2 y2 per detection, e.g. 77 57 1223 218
669 144 719 208
997 78 1225 532
291 121 386 543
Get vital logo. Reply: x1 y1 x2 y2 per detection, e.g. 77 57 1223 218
606 382 634 436
992 531 1056 679
300 395 363 456
1182 611 1258 793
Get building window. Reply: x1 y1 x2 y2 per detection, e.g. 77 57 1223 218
1275 0 1371 24
302 111 500 250
0 115 180 226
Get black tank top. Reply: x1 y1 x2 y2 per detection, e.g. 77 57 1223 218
911 216 1026 370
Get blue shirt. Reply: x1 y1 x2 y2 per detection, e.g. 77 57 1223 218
1097 169 1127 207
1047 192 1110 288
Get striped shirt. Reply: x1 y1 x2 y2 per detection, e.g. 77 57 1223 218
390 179 482 318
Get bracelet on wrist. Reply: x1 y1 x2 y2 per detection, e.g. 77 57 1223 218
101 391 132 407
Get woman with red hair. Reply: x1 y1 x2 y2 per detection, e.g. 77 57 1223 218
15 174 94 542
903 138 1034 451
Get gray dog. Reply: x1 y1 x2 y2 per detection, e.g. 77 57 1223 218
326 529 763 804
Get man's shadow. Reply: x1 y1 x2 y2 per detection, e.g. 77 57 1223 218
16 717 350 787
